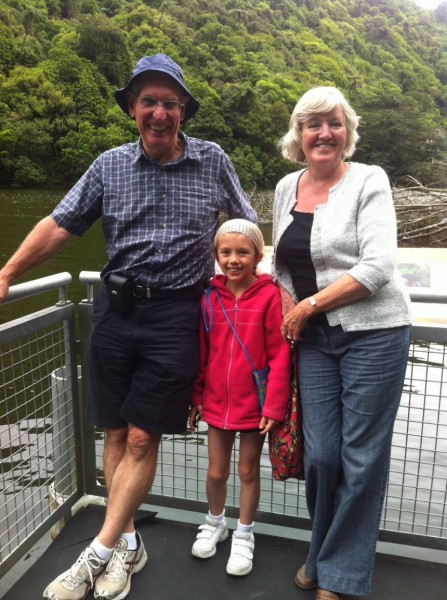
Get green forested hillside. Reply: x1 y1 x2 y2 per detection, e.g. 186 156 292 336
0 0 446 188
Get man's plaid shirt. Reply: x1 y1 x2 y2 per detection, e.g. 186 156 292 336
52 135 256 289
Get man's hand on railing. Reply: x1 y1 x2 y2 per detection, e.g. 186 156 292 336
0 273 11 303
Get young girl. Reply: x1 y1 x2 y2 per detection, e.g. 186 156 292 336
189 219 290 576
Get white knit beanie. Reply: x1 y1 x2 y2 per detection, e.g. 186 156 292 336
214 219 264 255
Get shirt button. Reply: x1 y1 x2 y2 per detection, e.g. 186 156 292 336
162 223 167 228
161 193 166 200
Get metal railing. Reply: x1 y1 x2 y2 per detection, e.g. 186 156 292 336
0 274 83 579
1 272 446 582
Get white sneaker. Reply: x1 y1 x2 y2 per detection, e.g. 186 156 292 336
226 531 255 576
43 546 107 600
94 532 147 600
191 515 229 558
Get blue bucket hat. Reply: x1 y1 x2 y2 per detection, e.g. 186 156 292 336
114 54 200 121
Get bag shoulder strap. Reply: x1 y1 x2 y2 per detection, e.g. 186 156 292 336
204 287 256 371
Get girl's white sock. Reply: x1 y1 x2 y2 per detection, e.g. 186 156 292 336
236 519 254 534
208 509 226 523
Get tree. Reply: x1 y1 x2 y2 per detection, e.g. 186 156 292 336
0 24 15 75
229 144 263 190
355 86 447 185
18 10 36 62
435 1 447 24
77 14 133 86
58 121 135 178
183 81 232 148
0 50 112 184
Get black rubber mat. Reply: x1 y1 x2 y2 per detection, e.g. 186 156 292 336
2 505 446 599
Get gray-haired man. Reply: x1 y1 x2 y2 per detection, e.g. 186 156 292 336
0 53 255 600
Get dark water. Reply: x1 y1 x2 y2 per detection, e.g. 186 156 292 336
0 188 106 323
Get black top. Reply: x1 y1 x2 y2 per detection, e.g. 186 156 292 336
276 211 328 326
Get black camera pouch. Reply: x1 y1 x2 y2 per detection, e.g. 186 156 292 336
106 273 133 317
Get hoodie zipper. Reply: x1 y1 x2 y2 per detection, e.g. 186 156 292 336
223 297 239 429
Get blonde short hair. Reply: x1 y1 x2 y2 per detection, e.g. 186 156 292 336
279 86 360 163
214 219 264 256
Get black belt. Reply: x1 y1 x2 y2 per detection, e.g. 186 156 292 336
132 283 203 300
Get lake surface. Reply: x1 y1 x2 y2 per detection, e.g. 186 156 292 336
0 188 107 323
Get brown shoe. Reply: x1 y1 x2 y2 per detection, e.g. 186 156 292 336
315 588 342 600
294 564 318 590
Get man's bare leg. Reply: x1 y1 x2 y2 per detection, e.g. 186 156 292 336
97 424 161 548
102 427 132 534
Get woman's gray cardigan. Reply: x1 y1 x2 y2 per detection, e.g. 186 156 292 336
271 162 412 332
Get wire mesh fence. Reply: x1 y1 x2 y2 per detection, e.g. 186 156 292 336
384 339 447 538
0 303 80 576
88 332 447 541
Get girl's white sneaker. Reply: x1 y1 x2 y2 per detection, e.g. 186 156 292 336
226 531 255 576
191 516 229 559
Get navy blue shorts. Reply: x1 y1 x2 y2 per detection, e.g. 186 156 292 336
86 286 201 434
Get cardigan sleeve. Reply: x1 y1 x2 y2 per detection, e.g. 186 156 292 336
345 166 397 293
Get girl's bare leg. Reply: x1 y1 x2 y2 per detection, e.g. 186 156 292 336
206 426 236 515
237 431 265 525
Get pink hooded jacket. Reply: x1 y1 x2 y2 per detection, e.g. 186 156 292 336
191 274 291 430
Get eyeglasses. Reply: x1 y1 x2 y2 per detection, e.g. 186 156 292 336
138 95 184 112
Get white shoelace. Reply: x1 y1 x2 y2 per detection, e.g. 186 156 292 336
63 551 103 589
102 545 131 582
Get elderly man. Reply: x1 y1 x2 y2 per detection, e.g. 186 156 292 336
0 54 255 600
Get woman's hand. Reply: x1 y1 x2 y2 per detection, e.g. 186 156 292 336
189 405 202 431
281 299 314 342
259 416 277 435
278 283 296 316
277 283 311 342
281 275 371 342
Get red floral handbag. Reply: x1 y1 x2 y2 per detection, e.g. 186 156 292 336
268 350 304 481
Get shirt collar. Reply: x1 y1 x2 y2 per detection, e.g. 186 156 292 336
131 132 201 165
181 133 201 162
131 141 146 165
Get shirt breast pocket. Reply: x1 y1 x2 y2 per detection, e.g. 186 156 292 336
173 183 220 231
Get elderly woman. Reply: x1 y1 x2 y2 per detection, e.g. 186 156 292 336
272 87 412 600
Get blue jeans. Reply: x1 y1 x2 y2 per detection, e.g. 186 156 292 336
297 323 411 596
